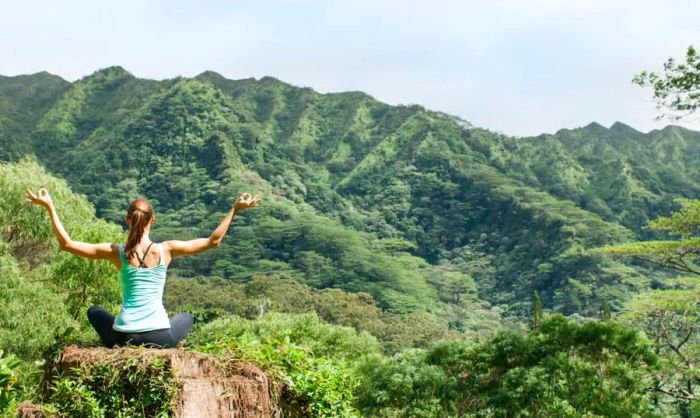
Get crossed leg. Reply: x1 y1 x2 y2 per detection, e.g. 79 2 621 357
87 305 117 347
87 306 194 348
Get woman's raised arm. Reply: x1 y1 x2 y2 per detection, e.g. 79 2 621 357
163 192 260 260
24 188 120 267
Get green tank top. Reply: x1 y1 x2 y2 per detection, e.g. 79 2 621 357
113 243 170 333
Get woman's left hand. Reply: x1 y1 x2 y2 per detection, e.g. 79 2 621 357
24 187 54 209
233 192 260 212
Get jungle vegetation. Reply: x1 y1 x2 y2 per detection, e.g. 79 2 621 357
0 56 698 416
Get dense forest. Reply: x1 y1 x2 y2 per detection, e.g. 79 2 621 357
0 67 698 416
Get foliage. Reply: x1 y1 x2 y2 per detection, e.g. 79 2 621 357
0 158 123 319
634 45 700 120
189 312 377 416
357 315 659 418
620 280 699 416
194 327 360 417
1 68 699 416
355 350 456 417
530 290 543 330
0 251 76 359
596 199 700 277
2 68 692 320
0 159 125 362
596 197 700 416
648 198 700 238
188 312 381 362
165 274 460 354
0 350 21 414
46 357 176 418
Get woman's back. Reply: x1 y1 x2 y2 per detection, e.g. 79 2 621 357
113 243 170 333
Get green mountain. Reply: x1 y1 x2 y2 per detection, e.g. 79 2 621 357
1 66 696 323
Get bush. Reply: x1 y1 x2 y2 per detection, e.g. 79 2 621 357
47 357 176 418
190 312 369 417
0 350 21 414
355 315 660 418
196 337 359 417
188 312 381 361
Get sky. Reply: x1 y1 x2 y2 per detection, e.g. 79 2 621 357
2 0 699 137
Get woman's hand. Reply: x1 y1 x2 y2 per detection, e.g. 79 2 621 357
233 192 260 212
24 188 54 210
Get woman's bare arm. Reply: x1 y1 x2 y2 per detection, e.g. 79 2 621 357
25 188 119 267
163 192 260 260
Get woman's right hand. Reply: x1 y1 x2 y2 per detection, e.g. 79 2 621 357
233 192 260 212
24 188 54 210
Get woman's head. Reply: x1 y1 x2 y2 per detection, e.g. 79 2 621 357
124 198 154 259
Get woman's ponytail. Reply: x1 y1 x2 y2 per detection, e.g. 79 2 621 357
124 199 153 260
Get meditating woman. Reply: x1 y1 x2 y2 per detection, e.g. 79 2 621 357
24 188 260 348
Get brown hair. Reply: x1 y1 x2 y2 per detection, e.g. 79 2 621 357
124 198 153 260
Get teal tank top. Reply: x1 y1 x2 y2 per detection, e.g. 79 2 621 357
113 243 171 333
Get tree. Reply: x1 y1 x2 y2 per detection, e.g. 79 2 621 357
634 45 700 120
0 159 123 320
620 283 698 417
599 299 612 321
596 201 700 416
601 45 700 407
595 198 700 276
529 290 543 330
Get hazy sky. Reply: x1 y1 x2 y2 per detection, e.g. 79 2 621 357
2 0 699 136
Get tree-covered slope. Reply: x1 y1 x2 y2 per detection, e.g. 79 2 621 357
0 66 696 319
0 72 70 161
479 122 700 233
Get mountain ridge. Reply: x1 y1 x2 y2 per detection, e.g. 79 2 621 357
5 66 693 137
1 67 696 321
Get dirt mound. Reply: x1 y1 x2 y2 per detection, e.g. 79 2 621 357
15 401 45 418
57 346 281 417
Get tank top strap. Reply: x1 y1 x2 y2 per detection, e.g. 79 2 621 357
118 244 126 264
158 243 164 266
135 241 155 267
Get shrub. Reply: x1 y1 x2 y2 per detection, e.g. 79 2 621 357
0 350 21 414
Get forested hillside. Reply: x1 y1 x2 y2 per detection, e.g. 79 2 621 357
1 67 698 416
1 67 695 319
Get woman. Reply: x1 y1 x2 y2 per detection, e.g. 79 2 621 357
24 187 260 348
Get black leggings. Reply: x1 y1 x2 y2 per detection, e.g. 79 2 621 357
87 305 194 348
